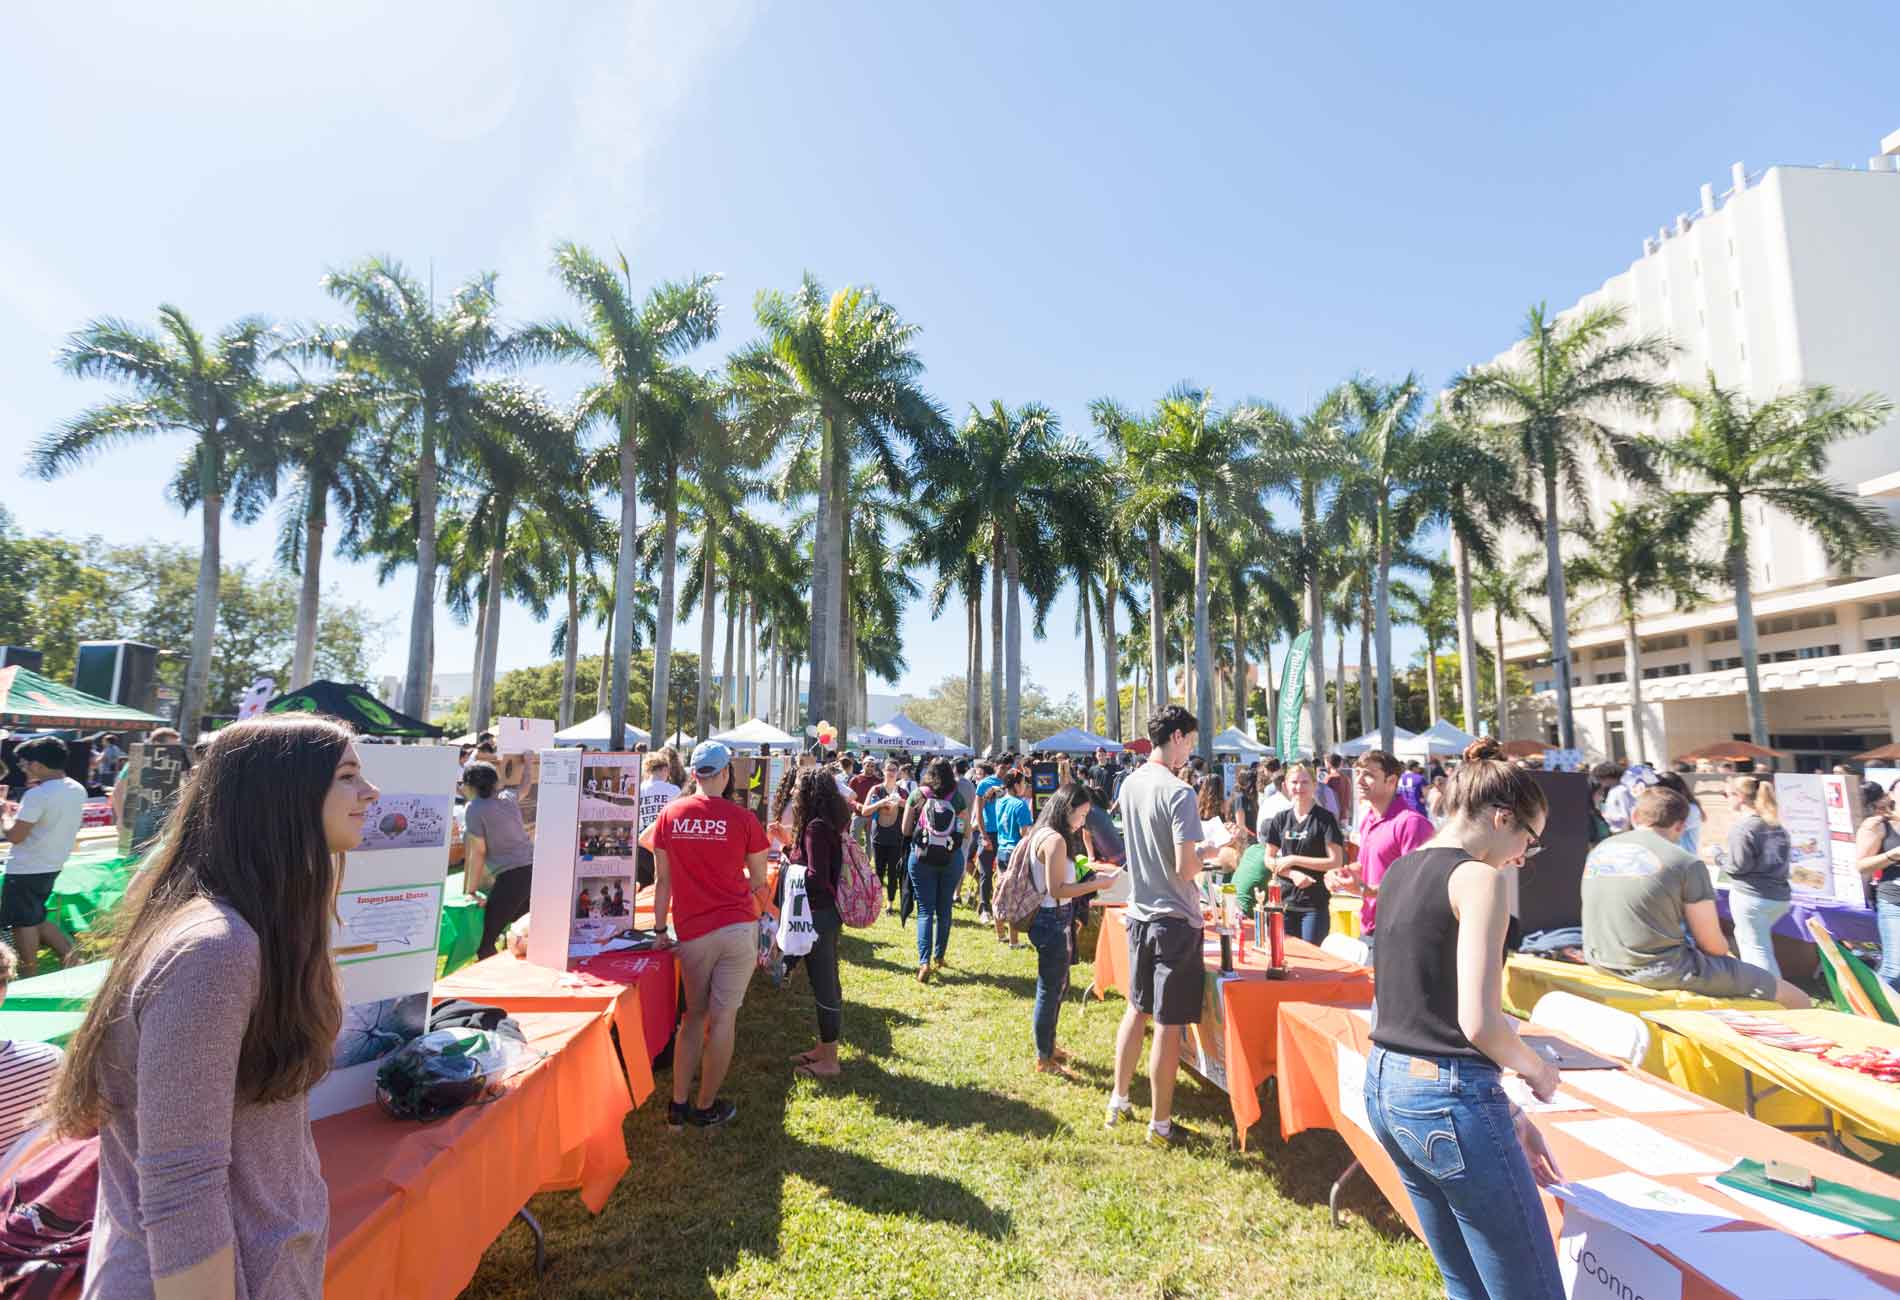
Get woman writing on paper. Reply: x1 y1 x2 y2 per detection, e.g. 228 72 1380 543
1365 737 1564 1300
50 715 377 1300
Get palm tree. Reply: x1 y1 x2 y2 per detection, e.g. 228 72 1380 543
1655 375 1897 746
1449 303 1674 749
1472 553 1547 735
730 274 947 730
34 307 277 738
1391 566 1460 726
1329 517 1380 739
1408 411 1540 735
317 258 501 721
1562 500 1720 764
548 509 611 728
513 243 721 750
1265 394 1352 758
1093 400 1177 722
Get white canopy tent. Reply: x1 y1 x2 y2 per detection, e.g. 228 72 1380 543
1031 726 1124 755
1210 726 1268 756
709 717 801 754
854 714 944 751
552 709 651 750
661 730 696 749
1336 725 1415 757
1396 718 1481 760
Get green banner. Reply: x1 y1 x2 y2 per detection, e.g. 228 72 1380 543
1276 630 1311 760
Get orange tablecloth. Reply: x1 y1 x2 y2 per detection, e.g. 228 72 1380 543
1091 904 1373 1145
1276 1003 1900 1299
434 951 666 1106
318 1009 633 1300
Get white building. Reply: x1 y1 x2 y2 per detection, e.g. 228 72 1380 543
1489 129 1900 770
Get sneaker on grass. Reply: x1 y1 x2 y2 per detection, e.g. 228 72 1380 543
689 1098 738 1128
1104 1097 1135 1128
667 1100 691 1131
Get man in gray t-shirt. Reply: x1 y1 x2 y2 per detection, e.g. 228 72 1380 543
1108 706 1217 1146
1580 786 1805 1008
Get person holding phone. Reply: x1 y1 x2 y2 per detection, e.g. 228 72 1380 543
1364 738 1564 1300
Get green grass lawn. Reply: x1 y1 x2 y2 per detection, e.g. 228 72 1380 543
461 905 1441 1299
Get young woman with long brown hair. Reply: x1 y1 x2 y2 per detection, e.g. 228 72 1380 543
784 767 852 1079
1725 774 1792 978
50 715 377 1300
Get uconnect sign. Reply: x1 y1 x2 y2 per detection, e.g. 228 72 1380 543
1558 1213 1682 1300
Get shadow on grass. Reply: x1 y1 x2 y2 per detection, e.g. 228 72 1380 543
838 1057 1063 1138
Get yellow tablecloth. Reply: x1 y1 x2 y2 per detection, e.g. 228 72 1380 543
1645 1008 1900 1147
1326 894 1361 940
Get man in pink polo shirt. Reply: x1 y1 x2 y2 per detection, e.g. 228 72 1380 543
1327 749 1431 960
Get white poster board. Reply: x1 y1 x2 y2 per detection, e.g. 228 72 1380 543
526 749 642 968
1821 773 1868 905
311 743 460 1120
1774 773 1838 900
493 716 556 755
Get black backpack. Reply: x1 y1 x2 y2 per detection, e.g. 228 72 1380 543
914 792 961 865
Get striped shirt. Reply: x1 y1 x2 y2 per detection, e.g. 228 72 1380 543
0 1039 62 1153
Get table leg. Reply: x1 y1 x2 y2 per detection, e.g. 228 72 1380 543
516 1207 547 1276
1329 1160 1363 1228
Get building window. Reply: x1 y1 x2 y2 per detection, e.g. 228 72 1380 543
1591 644 1621 660
1866 635 1895 652
1595 671 1626 684
1710 655 1744 671
1861 598 1900 620
1757 610 1837 636
1794 644 1840 660
1733 290 1742 308
1640 633 1690 653
1705 625 1738 644
1643 663 1692 679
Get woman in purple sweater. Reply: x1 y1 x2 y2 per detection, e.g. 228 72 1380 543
49 715 378 1299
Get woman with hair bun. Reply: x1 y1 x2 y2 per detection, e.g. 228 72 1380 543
1725 774 1792 978
1363 735 1565 1299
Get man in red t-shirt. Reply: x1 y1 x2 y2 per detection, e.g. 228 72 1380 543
846 756 881 849
652 740 769 1129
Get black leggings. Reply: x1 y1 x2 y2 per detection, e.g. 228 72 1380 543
786 905 844 1043
477 865 534 959
873 838 906 905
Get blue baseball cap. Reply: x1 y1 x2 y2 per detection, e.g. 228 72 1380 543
690 740 733 776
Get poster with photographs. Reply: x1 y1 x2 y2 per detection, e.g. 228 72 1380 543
528 750 644 967
311 742 460 1120
1774 773 1835 898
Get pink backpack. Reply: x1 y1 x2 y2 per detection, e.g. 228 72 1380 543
835 836 885 927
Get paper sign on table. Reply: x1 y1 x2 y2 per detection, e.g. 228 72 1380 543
1697 1177 1862 1239
1559 1069 1708 1114
1502 1075 1593 1113
1550 1173 1736 1243
1552 1118 1732 1177
1335 1043 1371 1136
333 883 444 963
1201 818 1233 849
1558 1209 1683 1300
1661 1224 1884 1300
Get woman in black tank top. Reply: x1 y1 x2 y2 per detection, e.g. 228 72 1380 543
1362 740 1565 1300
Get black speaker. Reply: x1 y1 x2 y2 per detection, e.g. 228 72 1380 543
0 646 43 672
73 640 160 712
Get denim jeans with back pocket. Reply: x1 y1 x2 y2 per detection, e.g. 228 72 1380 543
1364 1046 1562 1300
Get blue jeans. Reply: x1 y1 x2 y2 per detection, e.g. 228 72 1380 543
1365 1047 1562 1300
909 848 962 965
1879 898 1900 990
1029 903 1071 1058
1729 890 1790 979
1288 906 1330 945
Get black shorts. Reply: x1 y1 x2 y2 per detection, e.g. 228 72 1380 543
0 872 58 928
1126 912 1205 1026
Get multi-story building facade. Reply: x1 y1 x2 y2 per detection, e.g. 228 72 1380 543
1491 129 1900 770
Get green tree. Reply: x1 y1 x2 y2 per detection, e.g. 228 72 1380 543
1472 553 1548 736
33 307 279 738
1449 303 1674 750
1654 376 1898 746
1263 394 1353 756
1390 566 1460 727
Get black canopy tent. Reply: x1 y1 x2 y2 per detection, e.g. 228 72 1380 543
263 680 444 739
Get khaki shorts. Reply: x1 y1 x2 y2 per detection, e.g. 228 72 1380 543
678 921 757 1013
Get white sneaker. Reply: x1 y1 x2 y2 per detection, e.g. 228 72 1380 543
1105 1098 1135 1129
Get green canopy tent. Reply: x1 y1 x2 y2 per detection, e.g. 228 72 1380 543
264 680 443 739
0 665 167 731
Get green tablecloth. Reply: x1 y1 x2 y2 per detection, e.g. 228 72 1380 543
5 959 112 1012
438 871 485 975
0 1007 86 1047
0 854 140 938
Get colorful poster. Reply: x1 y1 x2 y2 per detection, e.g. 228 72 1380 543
333 883 444 964
1822 774 1868 905
354 793 452 852
1182 971 1232 1093
1276 631 1311 761
1774 773 1833 897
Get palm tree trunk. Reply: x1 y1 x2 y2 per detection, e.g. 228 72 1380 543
1451 530 1481 735
1375 497 1396 752
1542 461 1576 750
1358 593 1374 738
826 428 850 730
1103 566 1122 741
1262 636 1277 741
1081 576 1098 735
596 600 613 714
1005 538 1024 750
990 541 1004 751
475 516 508 732
181 493 223 740
1492 608 1509 737
1193 502 1214 760
1335 624 1348 746
559 550 580 728
290 488 325 688
1301 488 1328 758
609 399 639 752
721 587 737 730
400 411 437 722
469 594 487 728
808 415 835 729
1232 597 1247 730
967 582 983 751
1423 633 1440 724
1729 498 1769 747
650 490 680 738
746 595 757 722
696 541 716 739
1622 610 1647 764
1147 529 1167 707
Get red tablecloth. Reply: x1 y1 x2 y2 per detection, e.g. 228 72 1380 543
433 950 676 1106
1091 904 1372 1145
319 1009 632 1300
1276 1002 1900 1300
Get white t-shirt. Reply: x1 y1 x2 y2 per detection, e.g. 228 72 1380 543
1255 787 1294 842
8 776 87 874
636 778 681 839
0 1040 62 1153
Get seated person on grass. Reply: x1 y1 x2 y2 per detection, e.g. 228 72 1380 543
1582 785 1809 1010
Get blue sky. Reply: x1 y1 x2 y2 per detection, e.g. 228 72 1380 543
5 2 1898 711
